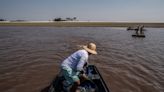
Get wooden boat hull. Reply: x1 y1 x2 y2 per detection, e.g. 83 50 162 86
48 65 110 92
132 34 145 37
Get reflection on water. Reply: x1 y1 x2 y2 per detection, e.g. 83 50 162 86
0 27 164 92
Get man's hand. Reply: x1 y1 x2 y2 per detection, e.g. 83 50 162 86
79 73 89 83
82 74 89 80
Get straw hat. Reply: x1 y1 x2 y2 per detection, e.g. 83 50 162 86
83 43 97 55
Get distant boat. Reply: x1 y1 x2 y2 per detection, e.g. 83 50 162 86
48 65 110 92
132 34 145 37
127 26 139 31
127 25 144 31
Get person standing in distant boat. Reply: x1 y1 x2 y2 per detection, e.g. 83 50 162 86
61 43 97 92
139 25 144 34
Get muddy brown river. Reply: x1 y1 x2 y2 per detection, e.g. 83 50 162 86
0 27 164 92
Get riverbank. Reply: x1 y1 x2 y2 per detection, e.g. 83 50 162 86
0 21 164 27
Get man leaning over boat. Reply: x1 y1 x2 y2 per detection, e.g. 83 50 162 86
61 43 97 92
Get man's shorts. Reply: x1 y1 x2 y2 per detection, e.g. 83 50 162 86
61 66 79 84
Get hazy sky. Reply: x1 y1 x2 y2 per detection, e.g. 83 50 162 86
0 0 164 22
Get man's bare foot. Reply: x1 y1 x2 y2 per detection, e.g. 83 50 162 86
75 89 81 92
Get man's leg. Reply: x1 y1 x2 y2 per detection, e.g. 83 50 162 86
62 67 80 92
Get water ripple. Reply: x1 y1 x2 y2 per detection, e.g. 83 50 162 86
0 27 164 92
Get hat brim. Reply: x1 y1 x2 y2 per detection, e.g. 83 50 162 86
83 46 97 55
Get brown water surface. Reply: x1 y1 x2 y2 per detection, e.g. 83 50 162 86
0 27 164 92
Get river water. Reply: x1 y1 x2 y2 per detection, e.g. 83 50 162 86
0 27 163 92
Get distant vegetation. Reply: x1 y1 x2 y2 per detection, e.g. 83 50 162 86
0 17 77 22
0 18 27 22
53 17 77 21
10 20 27 22
0 19 6 21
